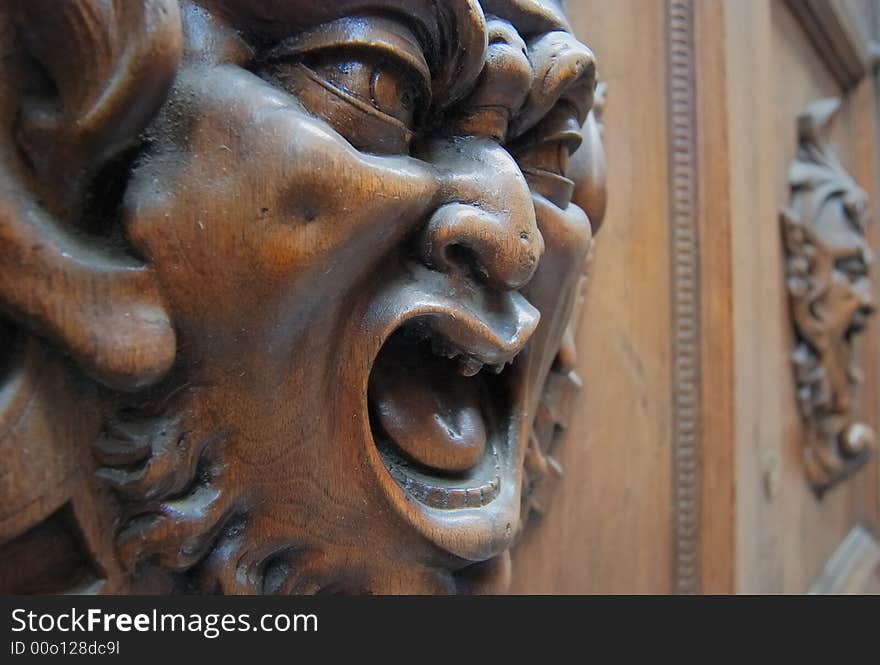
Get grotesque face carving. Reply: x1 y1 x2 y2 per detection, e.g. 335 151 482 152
782 98 876 494
0 0 603 593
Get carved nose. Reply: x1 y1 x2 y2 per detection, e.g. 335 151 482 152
419 139 543 291
420 203 542 290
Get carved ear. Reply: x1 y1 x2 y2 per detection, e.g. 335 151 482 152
14 0 182 212
0 1 181 390
797 97 839 153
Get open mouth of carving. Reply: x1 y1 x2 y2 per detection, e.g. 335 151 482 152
367 303 530 511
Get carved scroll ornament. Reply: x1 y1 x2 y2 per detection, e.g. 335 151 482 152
0 0 606 593
781 98 875 494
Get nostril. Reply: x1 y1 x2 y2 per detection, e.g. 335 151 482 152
418 202 540 291
444 243 488 281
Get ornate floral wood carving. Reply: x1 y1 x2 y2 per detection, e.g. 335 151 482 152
0 0 605 594
781 98 876 495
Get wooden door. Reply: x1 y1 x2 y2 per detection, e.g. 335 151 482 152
513 0 880 594
3 0 880 596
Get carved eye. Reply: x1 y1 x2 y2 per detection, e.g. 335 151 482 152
258 53 426 155
835 254 868 281
370 62 420 126
255 16 431 154
508 102 584 207
302 55 422 129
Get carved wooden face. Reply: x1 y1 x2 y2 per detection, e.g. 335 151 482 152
1 0 601 593
786 194 874 459
782 100 876 492
807 196 874 406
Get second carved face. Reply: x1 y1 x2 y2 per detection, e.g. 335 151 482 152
782 98 876 493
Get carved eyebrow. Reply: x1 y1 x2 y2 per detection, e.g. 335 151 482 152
508 30 597 140
260 15 432 101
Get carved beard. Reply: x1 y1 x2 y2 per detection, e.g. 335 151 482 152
782 201 875 492
1 0 601 593
76 0 598 594
792 318 873 486
99 250 584 595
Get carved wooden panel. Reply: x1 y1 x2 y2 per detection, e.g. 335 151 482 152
510 0 678 594
786 0 875 90
781 98 876 494
0 0 606 594
808 525 880 593
512 0 880 595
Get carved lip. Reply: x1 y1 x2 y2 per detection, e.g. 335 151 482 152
369 289 536 497
360 262 538 561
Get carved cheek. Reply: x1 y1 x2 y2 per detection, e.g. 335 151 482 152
527 195 592 300
519 196 591 379
127 87 439 315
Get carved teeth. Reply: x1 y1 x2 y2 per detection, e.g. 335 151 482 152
381 443 502 509
390 472 502 509
428 336 461 360
417 324 518 374
458 356 484 377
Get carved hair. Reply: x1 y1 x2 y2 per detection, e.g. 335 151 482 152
781 98 875 492
1 0 181 390
1 0 602 593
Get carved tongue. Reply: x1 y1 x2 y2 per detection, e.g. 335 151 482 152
369 332 486 473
